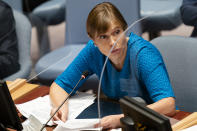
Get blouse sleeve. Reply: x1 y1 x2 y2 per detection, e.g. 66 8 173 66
54 42 95 94
137 44 175 102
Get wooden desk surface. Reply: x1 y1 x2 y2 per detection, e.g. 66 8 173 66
14 85 49 104
14 85 191 130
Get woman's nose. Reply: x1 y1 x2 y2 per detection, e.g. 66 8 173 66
109 37 116 46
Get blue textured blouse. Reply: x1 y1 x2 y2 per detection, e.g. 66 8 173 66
55 33 175 104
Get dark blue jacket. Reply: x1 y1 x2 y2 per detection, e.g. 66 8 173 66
0 1 20 79
182 0 197 5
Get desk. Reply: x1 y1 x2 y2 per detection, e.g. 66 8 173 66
14 85 191 130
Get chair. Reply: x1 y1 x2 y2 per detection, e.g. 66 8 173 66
31 0 65 25
3 10 32 81
141 0 183 40
151 36 197 112
2 0 22 12
35 0 141 89
28 0 66 57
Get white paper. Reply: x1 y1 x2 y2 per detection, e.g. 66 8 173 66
22 115 47 131
16 92 96 126
181 125 197 131
54 119 101 131
16 95 53 125
54 119 122 131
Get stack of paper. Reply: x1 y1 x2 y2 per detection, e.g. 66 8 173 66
54 119 101 131
16 92 96 126
54 119 122 131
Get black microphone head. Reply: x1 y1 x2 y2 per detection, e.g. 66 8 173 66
82 70 89 78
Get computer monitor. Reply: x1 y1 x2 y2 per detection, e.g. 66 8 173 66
119 96 172 131
0 80 23 131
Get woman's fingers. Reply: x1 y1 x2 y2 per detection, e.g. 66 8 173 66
60 111 67 122
50 107 68 123
94 115 124 129
52 113 61 121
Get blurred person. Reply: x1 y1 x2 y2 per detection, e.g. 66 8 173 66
50 2 176 130
0 1 20 79
23 0 49 12
180 0 197 37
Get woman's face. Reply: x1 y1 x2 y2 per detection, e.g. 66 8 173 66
93 22 128 64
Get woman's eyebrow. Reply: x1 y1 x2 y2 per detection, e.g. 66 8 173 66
112 27 121 30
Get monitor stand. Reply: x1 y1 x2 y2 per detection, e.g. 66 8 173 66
120 116 135 131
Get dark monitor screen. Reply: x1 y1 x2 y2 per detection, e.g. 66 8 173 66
120 96 172 131
0 80 23 130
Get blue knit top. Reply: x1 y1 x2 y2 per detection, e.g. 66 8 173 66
55 33 175 104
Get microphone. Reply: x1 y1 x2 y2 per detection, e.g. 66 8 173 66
40 70 89 131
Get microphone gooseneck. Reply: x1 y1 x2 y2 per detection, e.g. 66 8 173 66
40 71 89 131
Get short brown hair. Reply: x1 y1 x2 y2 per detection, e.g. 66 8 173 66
86 2 128 39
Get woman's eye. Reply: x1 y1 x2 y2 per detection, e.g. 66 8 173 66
115 30 120 35
100 35 107 39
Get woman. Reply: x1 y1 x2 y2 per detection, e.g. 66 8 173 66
50 2 176 130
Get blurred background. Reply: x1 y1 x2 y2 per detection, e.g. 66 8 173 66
2 0 194 84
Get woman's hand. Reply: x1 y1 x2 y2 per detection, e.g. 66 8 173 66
50 106 68 122
49 82 69 122
94 114 124 129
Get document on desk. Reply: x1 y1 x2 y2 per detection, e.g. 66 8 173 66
54 119 122 131
16 92 96 126
22 115 47 131
181 125 197 131
54 119 101 131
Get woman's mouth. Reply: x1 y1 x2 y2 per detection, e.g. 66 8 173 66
112 48 120 54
